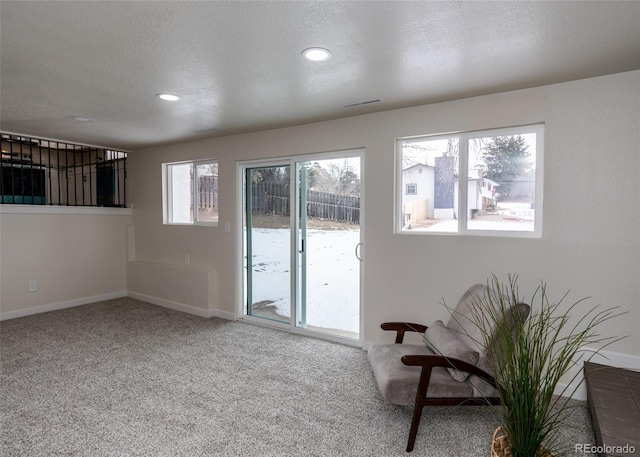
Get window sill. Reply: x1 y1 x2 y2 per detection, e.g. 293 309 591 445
395 230 541 239
0 204 132 216
164 222 219 227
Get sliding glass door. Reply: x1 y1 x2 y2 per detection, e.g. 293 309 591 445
244 164 292 324
241 151 362 341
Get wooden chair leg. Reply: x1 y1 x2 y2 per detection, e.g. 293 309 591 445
406 401 424 452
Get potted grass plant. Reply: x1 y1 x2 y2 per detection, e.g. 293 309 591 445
453 274 622 457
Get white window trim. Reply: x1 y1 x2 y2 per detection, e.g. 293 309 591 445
162 158 218 226
395 124 544 238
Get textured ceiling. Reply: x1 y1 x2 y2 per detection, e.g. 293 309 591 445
1 1 640 151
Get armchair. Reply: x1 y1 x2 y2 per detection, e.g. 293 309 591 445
367 284 530 452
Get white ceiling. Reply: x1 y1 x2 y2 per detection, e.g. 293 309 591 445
1 1 639 151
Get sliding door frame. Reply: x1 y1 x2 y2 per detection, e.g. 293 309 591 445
235 149 364 347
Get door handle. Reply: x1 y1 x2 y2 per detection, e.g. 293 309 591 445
355 241 364 261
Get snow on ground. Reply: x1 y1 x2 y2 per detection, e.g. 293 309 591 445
415 203 535 232
249 228 360 334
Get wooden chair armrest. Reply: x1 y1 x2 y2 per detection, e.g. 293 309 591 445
381 322 428 344
401 354 498 388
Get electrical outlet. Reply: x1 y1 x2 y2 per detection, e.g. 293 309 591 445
184 254 190 265
28 280 37 292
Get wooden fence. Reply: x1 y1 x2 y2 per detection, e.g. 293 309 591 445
250 182 360 224
198 175 218 210
403 199 428 228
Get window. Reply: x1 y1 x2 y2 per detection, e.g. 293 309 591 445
396 124 543 237
163 159 218 225
1 132 128 207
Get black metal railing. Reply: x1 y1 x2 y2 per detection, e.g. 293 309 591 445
1 132 127 207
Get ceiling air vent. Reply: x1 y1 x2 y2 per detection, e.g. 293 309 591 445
344 99 382 108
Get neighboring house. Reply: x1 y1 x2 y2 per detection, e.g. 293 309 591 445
402 164 499 227
467 168 499 216
402 163 434 226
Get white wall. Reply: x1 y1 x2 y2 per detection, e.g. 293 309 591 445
0 207 131 319
128 71 639 357
127 260 217 318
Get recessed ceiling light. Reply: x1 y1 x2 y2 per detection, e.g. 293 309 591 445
72 116 93 122
157 93 180 101
302 47 332 62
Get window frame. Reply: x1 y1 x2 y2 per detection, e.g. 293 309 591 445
395 124 544 238
162 158 218 226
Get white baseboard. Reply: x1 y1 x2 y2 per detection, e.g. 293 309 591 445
126 291 237 320
1 290 238 322
213 309 238 321
555 348 640 401
127 291 216 318
0 291 128 321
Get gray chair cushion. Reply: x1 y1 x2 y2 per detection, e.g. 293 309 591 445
445 284 487 354
423 320 480 382
367 343 474 405
446 283 530 376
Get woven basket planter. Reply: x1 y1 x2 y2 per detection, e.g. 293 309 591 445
491 428 552 457
491 427 513 457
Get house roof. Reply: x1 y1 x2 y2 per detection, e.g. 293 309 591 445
403 163 433 172
1 1 639 151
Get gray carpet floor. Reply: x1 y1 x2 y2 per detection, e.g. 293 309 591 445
1 298 596 456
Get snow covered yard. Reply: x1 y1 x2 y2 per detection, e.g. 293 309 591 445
249 227 360 335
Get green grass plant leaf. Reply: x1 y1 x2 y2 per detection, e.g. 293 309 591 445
445 273 624 457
